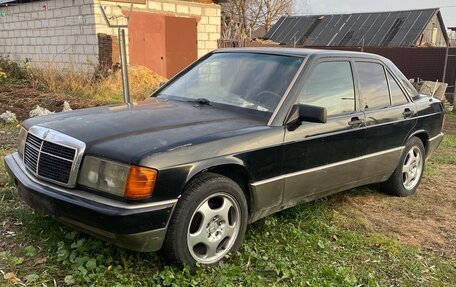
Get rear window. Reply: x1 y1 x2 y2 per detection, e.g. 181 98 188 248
387 71 409 106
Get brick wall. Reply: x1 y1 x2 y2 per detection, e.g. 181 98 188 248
97 33 119 69
0 0 99 70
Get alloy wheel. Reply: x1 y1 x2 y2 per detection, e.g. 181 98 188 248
402 146 423 190
186 192 241 264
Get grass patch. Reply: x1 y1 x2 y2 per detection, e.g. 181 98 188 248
0 104 455 286
427 135 456 165
0 197 455 286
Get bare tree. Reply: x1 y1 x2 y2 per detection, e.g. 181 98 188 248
258 0 293 32
221 0 295 40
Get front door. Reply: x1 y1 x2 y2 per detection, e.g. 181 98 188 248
282 60 366 207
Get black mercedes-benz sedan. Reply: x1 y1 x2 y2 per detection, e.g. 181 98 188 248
5 48 444 268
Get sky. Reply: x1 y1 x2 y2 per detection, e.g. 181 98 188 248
295 0 456 27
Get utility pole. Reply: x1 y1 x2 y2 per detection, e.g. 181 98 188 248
99 5 131 104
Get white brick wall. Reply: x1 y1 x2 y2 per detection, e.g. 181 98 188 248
0 0 221 70
0 0 98 70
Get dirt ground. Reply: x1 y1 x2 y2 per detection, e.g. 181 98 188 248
332 165 455 257
331 115 456 257
0 86 95 121
0 129 18 151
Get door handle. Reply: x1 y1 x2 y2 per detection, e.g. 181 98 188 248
348 117 364 126
402 108 414 118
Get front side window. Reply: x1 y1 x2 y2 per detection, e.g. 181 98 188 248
356 62 390 110
157 53 304 112
299 61 355 116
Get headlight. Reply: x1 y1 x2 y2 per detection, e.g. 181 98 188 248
78 156 157 199
17 127 27 158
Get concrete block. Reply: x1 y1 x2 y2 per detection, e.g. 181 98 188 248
209 16 220 25
148 1 162 10
198 25 206 33
54 9 62 17
176 5 189 14
209 32 219 41
87 35 98 45
83 45 91 54
198 32 208 41
206 41 218 49
45 10 54 18
205 7 217 17
75 45 84 54
199 16 209 25
189 6 202 15
206 25 216 33
59 36 67 45
62 7 72 17
163 3 176 12
81 4 93 15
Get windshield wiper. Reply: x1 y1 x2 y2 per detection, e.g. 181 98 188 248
188 98 212 106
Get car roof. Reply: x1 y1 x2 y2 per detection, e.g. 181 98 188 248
214 47 384 61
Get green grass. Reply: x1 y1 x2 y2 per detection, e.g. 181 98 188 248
1 113 455 286
1 196 455 287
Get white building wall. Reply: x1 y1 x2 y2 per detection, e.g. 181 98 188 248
0 0 221 70
0 0 99 70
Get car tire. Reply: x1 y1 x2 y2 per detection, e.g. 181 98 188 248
381 137 425 197
162 172 248 269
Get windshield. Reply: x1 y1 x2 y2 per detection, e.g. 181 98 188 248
157 53 304 112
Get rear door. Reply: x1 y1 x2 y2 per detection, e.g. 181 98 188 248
282 59 366 205
354 60 417 182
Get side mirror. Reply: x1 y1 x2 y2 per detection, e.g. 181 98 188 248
286 104 327 126
159 81 167 88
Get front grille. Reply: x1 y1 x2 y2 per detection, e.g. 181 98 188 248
23 132 78 185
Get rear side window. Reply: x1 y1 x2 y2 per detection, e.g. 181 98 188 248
299 61 355 116
387 71 409 106
356 62 390 110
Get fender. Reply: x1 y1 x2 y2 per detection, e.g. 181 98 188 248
184 156 250 184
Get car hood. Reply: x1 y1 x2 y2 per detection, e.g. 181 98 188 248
23 98 268 164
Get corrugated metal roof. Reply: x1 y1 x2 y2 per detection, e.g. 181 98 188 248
264 9 446 47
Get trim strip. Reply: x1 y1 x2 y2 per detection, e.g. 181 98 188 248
428 132 444 142
252 146 404 186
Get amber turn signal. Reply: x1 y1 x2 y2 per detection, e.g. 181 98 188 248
125 166 157 199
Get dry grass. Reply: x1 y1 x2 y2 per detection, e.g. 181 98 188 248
94 66 166 104
27 63 166 105
28 63 94 94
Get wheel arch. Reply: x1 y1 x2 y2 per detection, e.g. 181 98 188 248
407 130 429 155
183 160 254 219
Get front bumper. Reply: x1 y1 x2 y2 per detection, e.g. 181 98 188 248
4 153 176 252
